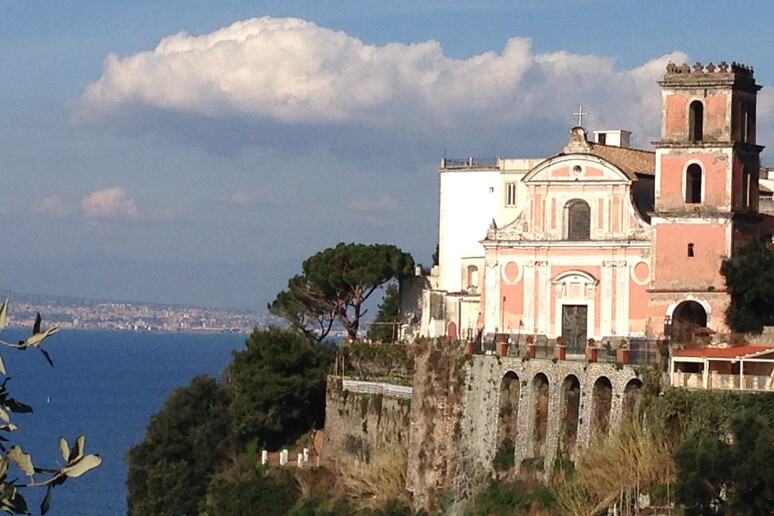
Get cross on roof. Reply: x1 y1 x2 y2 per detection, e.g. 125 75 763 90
573 105 588 127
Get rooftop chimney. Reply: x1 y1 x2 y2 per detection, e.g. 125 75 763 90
593 130 631 148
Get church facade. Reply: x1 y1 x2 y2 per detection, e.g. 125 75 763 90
417 62 768 346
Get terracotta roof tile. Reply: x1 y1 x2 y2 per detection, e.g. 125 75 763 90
588 142 655 179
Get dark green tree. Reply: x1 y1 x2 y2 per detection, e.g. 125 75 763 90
269 243 414 340
369 283 401 343
126 375 234 516
720 238 774 332
268 276 336 343
205 469 299 516
675 409 774 515
674 435 729 515
227 327 335 448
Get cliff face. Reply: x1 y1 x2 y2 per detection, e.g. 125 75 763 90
405 339 470 511
322 377 412 463
323 340 643 512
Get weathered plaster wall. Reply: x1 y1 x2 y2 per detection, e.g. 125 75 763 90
322 377 412 463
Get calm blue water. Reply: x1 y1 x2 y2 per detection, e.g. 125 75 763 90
0 328 245 516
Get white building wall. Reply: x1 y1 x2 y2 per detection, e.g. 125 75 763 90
438 167 499 292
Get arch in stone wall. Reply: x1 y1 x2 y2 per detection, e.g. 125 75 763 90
591 376 613 440
623 378 643 419
532 373 550 459
498 371 521 446
559 374 581 458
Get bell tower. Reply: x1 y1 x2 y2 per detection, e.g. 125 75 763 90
649 61 764 337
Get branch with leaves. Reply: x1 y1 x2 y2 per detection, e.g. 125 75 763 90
0 299 101 514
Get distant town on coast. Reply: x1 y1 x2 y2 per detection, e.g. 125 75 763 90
0 289 284 334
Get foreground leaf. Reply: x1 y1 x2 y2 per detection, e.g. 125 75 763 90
62 454 101 478
41 486 52 515
0 299 7 331
58 437 69 463
7 446 34 477
68 436 85 463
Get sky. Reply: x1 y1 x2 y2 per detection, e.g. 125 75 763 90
2 1 774 310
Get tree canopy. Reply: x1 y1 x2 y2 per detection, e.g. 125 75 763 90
675 409 774 515
126 375 234 516
227 327 335 448
269 243 414 340
720 238 774 333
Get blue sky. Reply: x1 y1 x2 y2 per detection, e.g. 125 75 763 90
2 1 774 310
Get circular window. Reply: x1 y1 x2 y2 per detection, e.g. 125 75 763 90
572 165 583 176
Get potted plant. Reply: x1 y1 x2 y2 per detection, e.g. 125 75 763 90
526 335 537 358
554 336 566 360
617 338 630 364
586 339 598 362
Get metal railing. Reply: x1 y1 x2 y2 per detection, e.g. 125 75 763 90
441 157 498 168
472 339 660 365
341 378 413 399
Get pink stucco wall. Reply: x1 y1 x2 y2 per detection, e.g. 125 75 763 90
664 91 728 140
486 247 650 338
658 152 730 209
653 223 728 290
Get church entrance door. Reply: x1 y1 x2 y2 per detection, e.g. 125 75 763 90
562 305 587 350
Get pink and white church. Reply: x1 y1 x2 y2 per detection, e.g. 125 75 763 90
416 61 772 347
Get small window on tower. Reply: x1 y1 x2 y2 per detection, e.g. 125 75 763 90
505 183 517 207
689 101 704 142
687 243 695 257
746 102 756 143
742 165 751 209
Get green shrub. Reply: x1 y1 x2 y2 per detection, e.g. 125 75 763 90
493 438 515 472
205 469 299 516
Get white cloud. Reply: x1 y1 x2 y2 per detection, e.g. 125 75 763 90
34 196 70 216
350 195 398 214
72 16 691 150
81 188 139 219
228 191 275 205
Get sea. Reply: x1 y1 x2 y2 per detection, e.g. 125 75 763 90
0 328 246 516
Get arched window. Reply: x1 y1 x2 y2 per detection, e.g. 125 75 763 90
466 265 479 289
689 101 704 142
566 200 591 240
685 164 703 204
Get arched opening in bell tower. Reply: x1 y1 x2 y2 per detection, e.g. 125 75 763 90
685 164 703 204
671 300 708 343
689 100 704 142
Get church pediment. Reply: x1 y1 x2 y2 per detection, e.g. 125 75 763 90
523 154 632 185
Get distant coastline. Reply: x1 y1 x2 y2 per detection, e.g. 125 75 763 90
0 289 280 334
